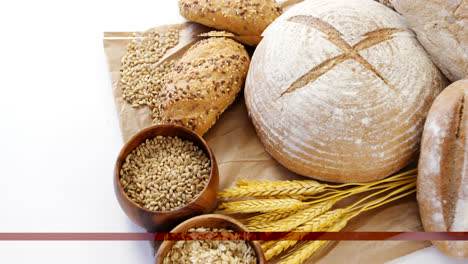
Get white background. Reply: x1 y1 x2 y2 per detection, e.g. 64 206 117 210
0 0 465 263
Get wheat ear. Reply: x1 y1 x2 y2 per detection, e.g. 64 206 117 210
234 170 415 190
226 171 416 199
278 213 354 264
247 199 336 232
263 208 346 260
246 207 306 226
218 180 326 199
218 198 304 213
272 194 309 200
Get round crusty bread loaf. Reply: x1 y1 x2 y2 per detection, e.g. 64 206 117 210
418 79 468 258
160 37 250 136
245 0 446 182
391 0 468 82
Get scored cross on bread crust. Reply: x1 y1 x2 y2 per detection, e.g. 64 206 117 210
281 15 403 97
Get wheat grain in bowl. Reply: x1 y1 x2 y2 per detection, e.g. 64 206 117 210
163 227 257 264
119 135 210 211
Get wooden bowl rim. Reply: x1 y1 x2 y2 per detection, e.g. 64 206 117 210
114 123 218 215
156 214 266 264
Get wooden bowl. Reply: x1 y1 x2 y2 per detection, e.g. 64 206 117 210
114 124 219 232
155 214 266 264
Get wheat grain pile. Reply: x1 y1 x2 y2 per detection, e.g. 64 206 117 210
119 136 210 211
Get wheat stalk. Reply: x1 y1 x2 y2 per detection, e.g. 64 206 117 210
277 182 417 264
272 194 309 200
225 171 417 200
218 198 304 213
235 170 416 190
261 241 278 255
297 209 347 231
278 213 354 264
218 180 326 199
305 176 415 206
247 199 336 232
246 208 306 226
353 181 416 212
243 181 374 229
218 171 417 262
263 208 346 260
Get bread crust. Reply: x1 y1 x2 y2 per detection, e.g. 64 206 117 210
418 79 468 258
391 0 468 81
159 37 250 136
178 0 282 46
245 0 446 182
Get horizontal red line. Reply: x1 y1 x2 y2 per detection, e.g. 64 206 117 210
0 232 467 241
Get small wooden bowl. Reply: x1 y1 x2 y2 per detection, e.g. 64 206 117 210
155 214 266 264
114 124 219 232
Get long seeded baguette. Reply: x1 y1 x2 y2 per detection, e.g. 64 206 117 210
159 37 250 135
418 79 468 258
178 0 282 46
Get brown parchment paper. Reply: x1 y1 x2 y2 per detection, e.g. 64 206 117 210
103 1 430 263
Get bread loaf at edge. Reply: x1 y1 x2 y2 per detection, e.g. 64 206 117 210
178 0 282 46
391 0 468 81
418 79 468 258
159 37 250 135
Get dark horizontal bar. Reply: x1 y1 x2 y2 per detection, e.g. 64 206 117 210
0 232 467 241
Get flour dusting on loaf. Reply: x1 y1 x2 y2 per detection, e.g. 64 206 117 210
418 79 468 258
453 199 468 231
245 0 446 182
391 0 468 82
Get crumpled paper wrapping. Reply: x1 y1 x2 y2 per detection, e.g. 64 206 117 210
103 1 430 262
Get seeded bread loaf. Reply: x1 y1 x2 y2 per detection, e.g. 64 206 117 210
159 37 250 135
391 0 468 81
418 79 468 258
178 0 282 46
245 0 446 182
